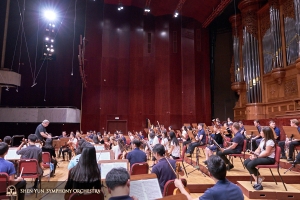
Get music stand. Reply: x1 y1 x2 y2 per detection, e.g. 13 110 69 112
282 126 300 140
11 135 25 147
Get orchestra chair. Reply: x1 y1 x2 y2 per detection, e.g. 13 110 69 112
176 146 188 177
130 162 149 175
68 192 104 200
254 146 287 191
19 159 41 197
197 136 209 156
11 135 25 147
0 173 9 199
162 179 187 197
42 152 51 181
229 140 247 169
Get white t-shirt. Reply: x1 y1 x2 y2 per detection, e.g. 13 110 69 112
161 138 169 150
170 141 180 158
112 145 121 159
259 139 275 158
182 130 187 138
150 136 159 146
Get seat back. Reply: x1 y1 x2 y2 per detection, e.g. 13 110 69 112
42 152 51 164
19 159 39 174
0 173 9 193
242 140 247 152
274 146 280 165
163 179 187 197
130 162 149 175
68 192 104 200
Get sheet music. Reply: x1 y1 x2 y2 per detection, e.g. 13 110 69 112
96 152 110 161
129 178 162 200
94 145 105 151
100 162 127 179
5 149 21 160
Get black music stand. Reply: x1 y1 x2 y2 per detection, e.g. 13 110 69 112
11 135 25 147
186 146 207 177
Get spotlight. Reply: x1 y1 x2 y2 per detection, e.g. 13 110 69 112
174 11 179 17
44 10 57 21
118 3 124 11
144 8 150 12
5 87 9 91
51 39 54 43
45 37 49 41
47 48 50 51
50 49 54 52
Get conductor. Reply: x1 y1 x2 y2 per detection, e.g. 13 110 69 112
35 120 51 141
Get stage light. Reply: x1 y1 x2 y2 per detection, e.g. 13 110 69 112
144 8 150 12
174 11 179 17
50 49 54 52
47 48 50 51
118 2 124 11
44 10 57 21
51 39 54 43
45 37 49 41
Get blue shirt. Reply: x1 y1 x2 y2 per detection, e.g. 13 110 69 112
233 132 244 153
151 158 176 193
68 154 81 170
0 158 16 176
126 148 147 168
200 179 244 200
274 127 280 140
197 129 206 144
297 126 300 133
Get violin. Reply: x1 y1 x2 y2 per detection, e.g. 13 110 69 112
173 163 190 195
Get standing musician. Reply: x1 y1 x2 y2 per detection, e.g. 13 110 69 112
151 144 176 194
148 131 160 166
204 125 223 164
185 123 206 157
174 155 244 200
244 127 276 188
160 131 169 151
35 119 51 142
16 134 43 189
217 122 244 171
279 119 300 160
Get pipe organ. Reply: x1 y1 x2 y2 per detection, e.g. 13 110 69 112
230 0 300 120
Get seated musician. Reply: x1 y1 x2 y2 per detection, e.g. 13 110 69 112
119 132 127 145
112 138 126 159
244 127 276 188
68 140 93 170
160 131 169 151
59 131 68 139
239 121 245 135
256 120 280 148
59 132 77 161
183 126 192 147
106 167 137 200
75 131 82 141
3 136 12 146
204 125 223 164
93 134 101 144
0 142 27 200
16 134 43 189
217 122 244 171
279 119 300 161
185 123 206 157
35 119 52 142
168 131 180 159
250 120 262 150
42 139 57 177
138 131 144 140
126 139 147 168
97 133 105 144
148 131 160 166
181 126 188 141
174 155 244 200
65 146 101 190
223 122 232 138
151 144 176 194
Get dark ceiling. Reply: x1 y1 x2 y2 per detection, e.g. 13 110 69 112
104 0 223 24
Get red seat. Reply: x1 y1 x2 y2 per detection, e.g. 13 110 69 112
229 140 247 169
130 162 149 175
0 173 9 199
19 159 41 196
42 152 51 181
255 146 287 191
175 145 188 177
162 179 187 197
68 192 104 200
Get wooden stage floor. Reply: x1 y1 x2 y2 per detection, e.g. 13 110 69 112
21 150 300 200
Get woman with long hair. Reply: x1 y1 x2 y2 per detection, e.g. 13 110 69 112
181 126 188 141
160 132 169 151
112 138 126 159
244 126 276 187
42 138 57 177
65 146 101 189
168 131 180 159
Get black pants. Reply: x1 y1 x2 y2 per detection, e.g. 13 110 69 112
186 142 205 154
183 139 191 146
244 157 275 176
288 141 300 158
217 149 241 165
278 141 286 156
59 147 72 160
15 180 26 200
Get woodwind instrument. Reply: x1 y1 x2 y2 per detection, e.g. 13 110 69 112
246 149 260 157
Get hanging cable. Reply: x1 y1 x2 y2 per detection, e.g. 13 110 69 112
71 0 78 76
33 0 41 82
10 21 22 70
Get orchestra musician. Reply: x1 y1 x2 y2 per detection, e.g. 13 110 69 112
204 125 223 164
160 131 169 151
223 122 233 139
183 126 192 147
0 142 27 200
151 144 176 194
250 120 262 150
148 131 160 166
59 131 68 139
42 138 57 177
279 119 300 161
58 132 77 161
185 123 206 157
3 136 12 147
181 126 188 142
112 138 126 159
16 134 43 189
168 131 180 159
35 119 51 142
244 127 276 188
217 122 244 171
174 155 244 200
125 139 147 168
258 120 280 147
